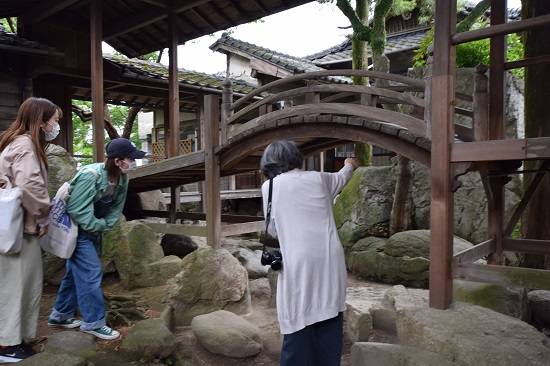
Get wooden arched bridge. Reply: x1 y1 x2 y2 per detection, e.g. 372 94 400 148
127 67 550 309
129 68 482 191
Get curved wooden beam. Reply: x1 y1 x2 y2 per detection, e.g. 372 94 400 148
218 123 431 170
228 103 427 138
230 69 426 110
228 84 426 125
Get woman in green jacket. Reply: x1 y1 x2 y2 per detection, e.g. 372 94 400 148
47 138 145 340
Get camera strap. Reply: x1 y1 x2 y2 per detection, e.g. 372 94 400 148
263 178 273 253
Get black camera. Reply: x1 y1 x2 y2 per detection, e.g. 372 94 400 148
261 250 283 271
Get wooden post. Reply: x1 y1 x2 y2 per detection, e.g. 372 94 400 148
473 64 489 141
429 0 456 310
167 12 180 223
90 0 104 162
197 95 206 212
424 44 434 139
221 79 233 143
204 94 221 249
221 79 236 190
487 0 507 265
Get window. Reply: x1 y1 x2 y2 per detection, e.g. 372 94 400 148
335 144 355 158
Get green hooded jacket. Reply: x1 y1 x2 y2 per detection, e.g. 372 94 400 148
66 162 128 233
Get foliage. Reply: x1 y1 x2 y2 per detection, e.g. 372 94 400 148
0 17 17 33
72 100 141 166
390 0 417 18
413 27 524 77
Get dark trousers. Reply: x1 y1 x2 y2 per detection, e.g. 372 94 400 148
280 312 344 366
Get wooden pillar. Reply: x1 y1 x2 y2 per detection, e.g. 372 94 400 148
221 79 232 143
167 12 180 223
63 87 74 155
429 0 456 310
204 94 221 249
473 64 489 142
424 45 434 140
90 0 104 162
487 0 507 265
221 79 236 190
197 95 206 212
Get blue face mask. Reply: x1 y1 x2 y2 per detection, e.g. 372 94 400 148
43 122 60 141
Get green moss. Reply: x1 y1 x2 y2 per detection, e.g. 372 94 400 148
333 170 362 227
354 143 371 167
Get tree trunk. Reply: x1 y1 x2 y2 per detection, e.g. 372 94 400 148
520 0 550 269
352 0 369 86
122 106 141 139
352 0 371 165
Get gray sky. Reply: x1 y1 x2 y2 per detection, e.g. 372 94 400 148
134 0 522 75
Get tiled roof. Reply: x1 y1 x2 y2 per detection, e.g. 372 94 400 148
211 33 352 84
304 28 430 66
0 23 60 55
104 54 263 96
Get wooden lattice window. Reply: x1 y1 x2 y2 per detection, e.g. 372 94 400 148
179 139 192 155
151 141 165 162
151 139 193 162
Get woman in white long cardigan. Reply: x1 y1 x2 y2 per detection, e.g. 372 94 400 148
260 140 359 366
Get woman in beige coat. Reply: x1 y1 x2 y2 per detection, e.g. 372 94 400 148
0 97 61 363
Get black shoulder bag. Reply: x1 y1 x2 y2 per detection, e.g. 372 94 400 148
260 178 283 270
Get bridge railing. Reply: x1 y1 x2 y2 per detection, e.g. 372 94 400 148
222 67 486 143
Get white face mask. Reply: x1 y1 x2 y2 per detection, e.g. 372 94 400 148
43 122 60 141
119 160 137 174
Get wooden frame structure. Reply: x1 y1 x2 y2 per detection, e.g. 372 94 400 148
430 0 550 309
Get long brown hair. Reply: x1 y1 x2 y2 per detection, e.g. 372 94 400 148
0 97 62 169
104 158 123 183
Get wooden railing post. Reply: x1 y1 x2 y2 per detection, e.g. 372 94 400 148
423 44 434 140
473 64 489 141
305 80 320 104
222 79 236 190
221 79 233 144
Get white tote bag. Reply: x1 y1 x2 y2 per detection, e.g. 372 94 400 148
39 182 79 258
0 172 24 255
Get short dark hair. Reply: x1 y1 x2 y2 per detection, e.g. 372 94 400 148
260 140 303 179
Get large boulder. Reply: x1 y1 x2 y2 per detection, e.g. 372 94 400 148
229 247 268 279
191 310 262 358
350 342 460 366
109 220 174 289
335 166 396 246
396 301 550 366
163 246 251 326
453 280 530 321
160 233 198 258
121 318 176 361
335 161 521 249
346 230 474 288
46 144 78 197
123 190 167 221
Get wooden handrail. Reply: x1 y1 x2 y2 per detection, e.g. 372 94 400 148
230 69 426 111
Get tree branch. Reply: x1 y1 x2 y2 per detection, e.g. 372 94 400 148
457 0 491 33
122 106 141 139
72 104 120 139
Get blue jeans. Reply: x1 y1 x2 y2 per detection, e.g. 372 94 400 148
280 312 344 366
49 231 106 331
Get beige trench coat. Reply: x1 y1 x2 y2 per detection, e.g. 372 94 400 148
0 134 51 235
